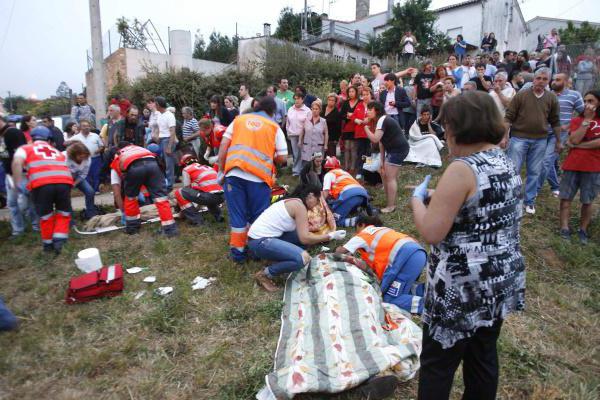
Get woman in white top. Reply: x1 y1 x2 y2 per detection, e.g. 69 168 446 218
248 184 346 292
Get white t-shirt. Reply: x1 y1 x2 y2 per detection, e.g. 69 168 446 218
239 97 254 114
384 90 398 115
376 115 387 130
71 132 104 156
489 84 516 116
343 235 369 253
157 110 176 139
110 169 121 185
248 200 296 239
402 37 415 54
223 115 288 182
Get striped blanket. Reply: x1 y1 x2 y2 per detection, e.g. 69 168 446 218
257 253 421 399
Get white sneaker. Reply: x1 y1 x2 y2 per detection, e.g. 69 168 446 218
525 205 536 215
552 190 559 198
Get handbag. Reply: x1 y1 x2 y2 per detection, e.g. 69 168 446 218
65 264 124 304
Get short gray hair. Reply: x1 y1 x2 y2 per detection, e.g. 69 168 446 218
495 71 508 80
534 67 551 77
182 106 193 116
108 104 120 113
463 81 477 89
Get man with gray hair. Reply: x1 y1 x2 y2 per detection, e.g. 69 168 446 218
504 67 561 215
461 81 477 92
488 71 515 116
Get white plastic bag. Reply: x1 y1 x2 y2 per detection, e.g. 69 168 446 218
363 153 381 172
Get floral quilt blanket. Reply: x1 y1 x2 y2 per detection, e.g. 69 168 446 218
257 253 422 400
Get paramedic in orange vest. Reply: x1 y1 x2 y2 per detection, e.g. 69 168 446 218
11 126 74 254
112 142 178 236
173 154 224 225
335 215 427 314
217 97 288 263
322 156 372 227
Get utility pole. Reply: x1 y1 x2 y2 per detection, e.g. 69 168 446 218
7 91 13 113
88 0 106 123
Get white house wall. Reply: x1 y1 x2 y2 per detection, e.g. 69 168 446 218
434 3 482 47
481 0 526 53
322 12 388 37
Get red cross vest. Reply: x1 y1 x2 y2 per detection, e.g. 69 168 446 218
117 145 155 172
22 141 73 190
184 163 223 193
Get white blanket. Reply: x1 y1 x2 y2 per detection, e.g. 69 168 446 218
404 122 444 168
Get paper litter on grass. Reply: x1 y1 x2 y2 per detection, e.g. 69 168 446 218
143 276 156 283
134 290 146 299
191 276 216 291
320 246 330 252
126 267 144 274
156 287 173 296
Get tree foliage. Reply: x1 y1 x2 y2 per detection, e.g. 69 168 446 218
31 98 71 117
559 21 600 45
371 0 450 57
273 7 322 42
192 31 237 63
55 81 71 99
116 17 147 50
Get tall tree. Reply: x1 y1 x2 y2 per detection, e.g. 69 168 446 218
201 32 237 63
559 21 600 45
273 7 322 42
193 30 206 59
55 81 71 99
116 17 147 50
373 0 450 57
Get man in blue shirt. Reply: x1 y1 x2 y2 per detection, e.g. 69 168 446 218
266 85 287 128
537 73 584 196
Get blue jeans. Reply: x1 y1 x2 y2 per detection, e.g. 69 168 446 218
329 187 369 226
5 177 39 235
159 138 177 190
86 155 102 192
248 230 306 278
538 132 568 192
76 179 97 218
507 136 547 206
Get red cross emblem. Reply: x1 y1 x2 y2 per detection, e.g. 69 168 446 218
33 144 59 160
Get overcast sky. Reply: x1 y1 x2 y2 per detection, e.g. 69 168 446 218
0 0 597 100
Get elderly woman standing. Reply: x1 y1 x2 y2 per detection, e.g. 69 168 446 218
300 101 328 167
410 91 525 400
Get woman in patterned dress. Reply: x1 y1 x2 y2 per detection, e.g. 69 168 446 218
410 91 525 400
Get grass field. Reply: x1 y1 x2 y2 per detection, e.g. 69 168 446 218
0 165 598 400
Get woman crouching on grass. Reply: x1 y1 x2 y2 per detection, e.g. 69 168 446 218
410 91 526 400
248 184 347 292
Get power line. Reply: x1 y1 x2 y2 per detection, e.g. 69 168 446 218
0 0 16 55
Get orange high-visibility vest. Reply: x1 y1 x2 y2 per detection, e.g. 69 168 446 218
356 226 415 280
184 163 223 193
224 114 278 187
22 141 73 190
328 169 362 199
118 145 155 171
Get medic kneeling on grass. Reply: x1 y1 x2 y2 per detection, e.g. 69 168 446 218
12 126 74 254
173 154 224 225
110 141 178 237
321 156 376 227
335 215 427 314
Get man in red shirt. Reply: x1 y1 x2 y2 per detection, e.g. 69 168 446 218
11 126 74 254
559 90 600 244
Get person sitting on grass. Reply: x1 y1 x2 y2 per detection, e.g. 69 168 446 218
300 151 326 188
321 156 373 227
405 105 445 168
249 184 347 292
335 215 427 314
559 90 600 245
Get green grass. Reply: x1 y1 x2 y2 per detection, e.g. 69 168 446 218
0 164 598 400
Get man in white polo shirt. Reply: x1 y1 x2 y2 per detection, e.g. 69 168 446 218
155 96 178 191
67 118 104 192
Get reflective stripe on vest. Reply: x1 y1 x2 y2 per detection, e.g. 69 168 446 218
185 163 223 193
224 114 278 186
356 226 415 280
23 141 74 189
329 169 361 199
118 145 155 171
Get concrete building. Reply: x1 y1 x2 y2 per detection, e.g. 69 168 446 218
85 29 231 119
525 16 600 52
302 0 529 65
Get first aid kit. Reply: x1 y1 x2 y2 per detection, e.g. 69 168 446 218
65 264 124 304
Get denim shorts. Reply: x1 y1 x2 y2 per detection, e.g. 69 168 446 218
385 151 406 166
559 170 600 204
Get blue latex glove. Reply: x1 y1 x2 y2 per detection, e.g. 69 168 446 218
120 212 126 226
412 175 432 202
